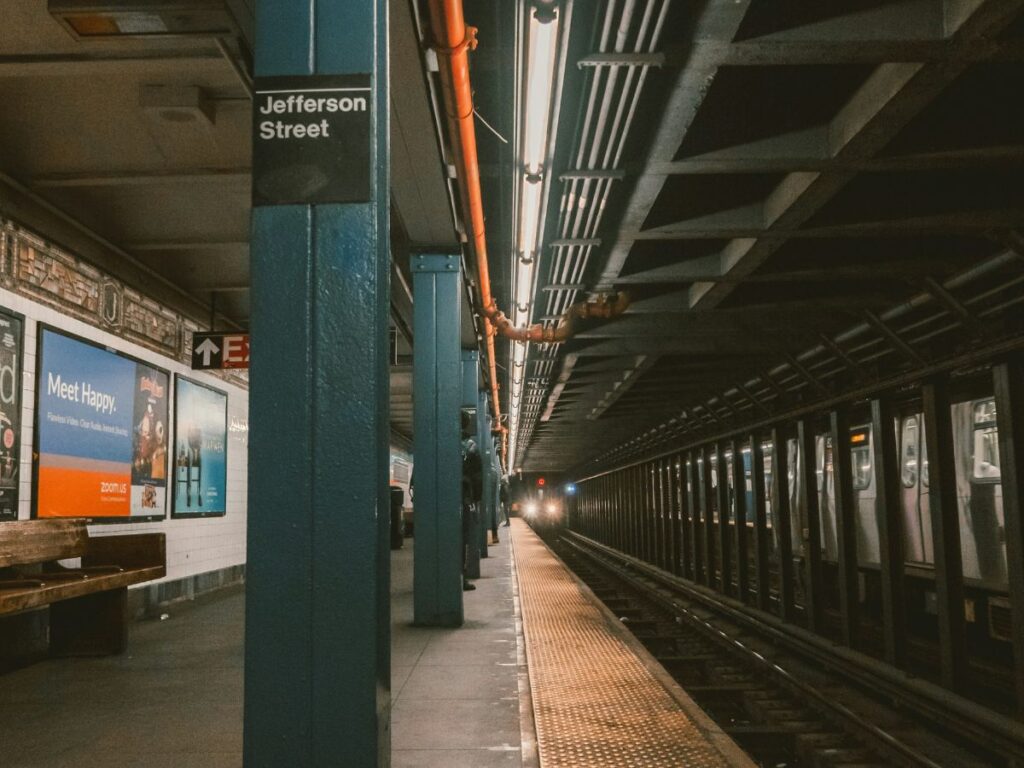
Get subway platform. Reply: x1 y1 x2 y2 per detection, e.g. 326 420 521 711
0 522 750 767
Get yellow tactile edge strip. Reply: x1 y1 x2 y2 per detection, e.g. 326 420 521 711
511 530 542 768
511 519 756 768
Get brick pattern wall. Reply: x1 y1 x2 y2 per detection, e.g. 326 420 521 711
0 219 247 389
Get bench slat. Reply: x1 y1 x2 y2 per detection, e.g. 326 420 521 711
0 566 164 616
0 520 89 568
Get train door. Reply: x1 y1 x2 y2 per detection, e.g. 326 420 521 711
762 440 773 536
850 425 880 565
787 437 802 555
817 435 838 561
899 414 932 564
959 398 1007 586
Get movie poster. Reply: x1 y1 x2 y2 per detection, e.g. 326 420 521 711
172 376 227 517
34 327 168 521
0 309 23 522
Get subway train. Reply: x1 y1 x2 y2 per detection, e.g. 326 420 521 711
696 393 1010 651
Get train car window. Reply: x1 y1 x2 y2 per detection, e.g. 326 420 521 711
850 427 871 490
900 416 919 488
972 399 1000 482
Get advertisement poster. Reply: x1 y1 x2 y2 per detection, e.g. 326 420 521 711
172 376 228 517
34 327 168 521
0 309 23 522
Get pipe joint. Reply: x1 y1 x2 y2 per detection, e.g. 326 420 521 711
432 24 478 58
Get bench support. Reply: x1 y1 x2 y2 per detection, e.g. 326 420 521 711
50 587 128 656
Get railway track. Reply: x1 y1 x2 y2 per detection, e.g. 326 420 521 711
553 530 1023 768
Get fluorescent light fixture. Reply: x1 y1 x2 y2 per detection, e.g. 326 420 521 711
523 13 558 170
509 4 560 465
518 179 543 269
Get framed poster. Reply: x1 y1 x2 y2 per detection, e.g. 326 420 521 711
0 308 24 522
33 326 169 522
172 375 228 517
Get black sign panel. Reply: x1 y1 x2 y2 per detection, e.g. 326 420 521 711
0 309 22 521
192 333 250 371
253 73 372 206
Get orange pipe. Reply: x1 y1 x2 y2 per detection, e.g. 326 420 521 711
427 0 628 465
428 0 506 463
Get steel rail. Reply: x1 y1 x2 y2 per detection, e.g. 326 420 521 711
561 530 1024 764
562 535 948 768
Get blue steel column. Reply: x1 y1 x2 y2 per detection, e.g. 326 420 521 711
244 0 389 765
461 350 482 580
412 253 464 626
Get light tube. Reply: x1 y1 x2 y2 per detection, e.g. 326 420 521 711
523 12 559 170
518 177 543 263
510 4 560 464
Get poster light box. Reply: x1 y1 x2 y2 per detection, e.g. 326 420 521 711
33 326 169 523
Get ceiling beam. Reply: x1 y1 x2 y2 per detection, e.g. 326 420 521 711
33 169 250 188
588 356 656 421
594 0 754 291
651 143 1024 175
636 209 1024 241
568 336 794 357
0 51 225 78
125 239 249 252
660 37 1024 67
626 291 892 314
614 256 963 285
688 0 1024 312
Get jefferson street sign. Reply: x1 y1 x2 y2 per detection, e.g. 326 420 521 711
252 73 372 206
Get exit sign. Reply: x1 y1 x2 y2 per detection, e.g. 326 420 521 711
191 332 249 370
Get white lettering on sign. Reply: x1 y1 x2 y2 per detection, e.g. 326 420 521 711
47 372 117 414
223 335 249 366
257 89 368 142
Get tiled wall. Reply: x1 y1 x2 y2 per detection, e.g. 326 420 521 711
3 285 249 585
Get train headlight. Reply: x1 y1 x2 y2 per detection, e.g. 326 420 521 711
524 502 538 517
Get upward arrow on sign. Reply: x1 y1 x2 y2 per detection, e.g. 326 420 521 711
195 338 220 367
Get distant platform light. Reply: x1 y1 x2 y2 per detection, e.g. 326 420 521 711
565 483 577 495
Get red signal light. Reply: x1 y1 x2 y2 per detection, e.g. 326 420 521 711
537 477 545 487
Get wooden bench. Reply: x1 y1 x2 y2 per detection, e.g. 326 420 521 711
0 519 165 657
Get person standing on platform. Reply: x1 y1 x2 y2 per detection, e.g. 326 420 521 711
499 477 510 527
490 477 500 546
461 411 482 591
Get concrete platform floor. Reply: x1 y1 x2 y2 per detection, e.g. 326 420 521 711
0 532 527 768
